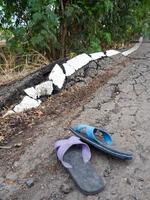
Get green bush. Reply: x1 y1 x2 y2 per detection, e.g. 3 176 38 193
0 0 150 60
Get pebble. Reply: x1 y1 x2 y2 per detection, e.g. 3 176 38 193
111 191 116 195
25 179 34 188
41 184 45 190
103 167 111 177
14 161 19 168
126 178 132 185
0 184 5 191
139 185 143 190
120 133 124 137
60 183 72 194
137 177 144 182
14 142 22 148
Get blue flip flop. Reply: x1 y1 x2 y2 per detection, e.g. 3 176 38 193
70 124 133 160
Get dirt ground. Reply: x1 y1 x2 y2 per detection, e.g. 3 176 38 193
0 42 150 200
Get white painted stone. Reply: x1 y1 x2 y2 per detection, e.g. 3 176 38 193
35 80 53 98
90 52 106 60
49 64 66 89
3 110 15 117
67 53 92 70
24 87 38 99
122 37 143 56
106 50 120 57
63 63 75 76
13 96 41 113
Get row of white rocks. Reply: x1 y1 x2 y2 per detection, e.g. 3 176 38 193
4 37 143 117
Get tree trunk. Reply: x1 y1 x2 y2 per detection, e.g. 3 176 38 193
59 0 67 58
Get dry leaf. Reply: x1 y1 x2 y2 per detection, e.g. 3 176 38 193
0 136 4 142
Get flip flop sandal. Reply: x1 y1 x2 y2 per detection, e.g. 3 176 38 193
70 124 133 160
55 136 105 195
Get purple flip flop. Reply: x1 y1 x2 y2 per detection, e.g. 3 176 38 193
55 136 105 195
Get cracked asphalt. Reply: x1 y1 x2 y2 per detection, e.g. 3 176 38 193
0 42 150 200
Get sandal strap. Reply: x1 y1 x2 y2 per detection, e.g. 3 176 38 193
55 136 91 168
73 124 112 145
